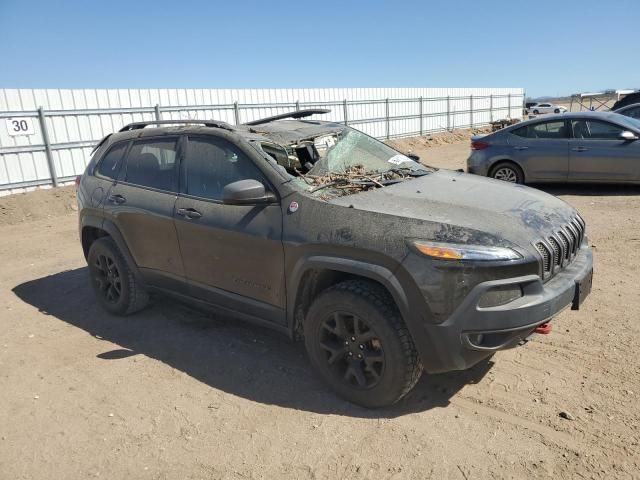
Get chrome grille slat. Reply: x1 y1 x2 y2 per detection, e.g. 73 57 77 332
548 236 561 267
557 231 571 260
535 242 551 273
572 218 584 246
566 223 579 253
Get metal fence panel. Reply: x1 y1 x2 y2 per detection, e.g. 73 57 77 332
0 87 524 194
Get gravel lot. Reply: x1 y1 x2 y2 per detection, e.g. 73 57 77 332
1 135 639 479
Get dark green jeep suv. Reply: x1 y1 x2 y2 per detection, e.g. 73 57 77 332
77 110 593 407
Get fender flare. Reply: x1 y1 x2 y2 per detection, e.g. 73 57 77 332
80 215 142 282
287 255 411 331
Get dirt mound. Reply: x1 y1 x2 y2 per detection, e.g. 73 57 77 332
387 127 490 153
0 186 77 226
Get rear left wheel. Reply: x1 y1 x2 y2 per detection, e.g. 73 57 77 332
304 280 423 408
490 161 524 184
87 237 149 315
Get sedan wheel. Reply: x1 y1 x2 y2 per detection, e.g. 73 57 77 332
493 166 518 183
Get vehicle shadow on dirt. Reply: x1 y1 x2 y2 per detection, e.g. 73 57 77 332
532 183 640 197
13 268 493 418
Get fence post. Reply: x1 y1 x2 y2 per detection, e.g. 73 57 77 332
154 104 161 121
470 94 474 129
489 95 493 122
37 107 58 188
508 93 512 118
446 96 451 131
385 98 390 139
418 96 423 136
343 99 348 126
233 101 240 125
295 100 300 111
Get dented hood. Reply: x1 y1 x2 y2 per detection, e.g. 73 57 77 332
328 169 578 248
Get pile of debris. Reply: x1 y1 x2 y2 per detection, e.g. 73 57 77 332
301 165 408 197
490 118 520 131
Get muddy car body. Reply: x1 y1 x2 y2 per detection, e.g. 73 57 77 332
78 110 593 407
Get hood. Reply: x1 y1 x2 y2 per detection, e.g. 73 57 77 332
328 169 578 249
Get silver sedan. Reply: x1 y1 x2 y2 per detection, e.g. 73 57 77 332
467 112 640 184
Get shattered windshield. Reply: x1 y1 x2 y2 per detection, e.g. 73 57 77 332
261 126 433 198
309 128 419 175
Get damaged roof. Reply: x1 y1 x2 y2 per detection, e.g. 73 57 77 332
114 110 345 146
240 119 345 144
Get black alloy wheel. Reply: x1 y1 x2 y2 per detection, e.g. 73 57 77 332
320 311 385 389
87 237 149 315
93 253 122 304
304 280 423 407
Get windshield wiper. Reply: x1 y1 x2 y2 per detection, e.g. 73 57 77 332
390 166 431 177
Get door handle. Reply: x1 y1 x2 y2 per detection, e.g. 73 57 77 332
572 146 588 152
514 146 529 150
176 207 202 219
108 194 126 204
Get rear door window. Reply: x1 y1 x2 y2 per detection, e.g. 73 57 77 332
571 120 624 140
97 142 128 180
124 138 179 191
512 121 567 139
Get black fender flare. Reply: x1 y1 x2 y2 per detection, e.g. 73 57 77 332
80 215 142 282
287 255 413 330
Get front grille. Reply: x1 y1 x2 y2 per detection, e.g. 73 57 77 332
534 216 586 279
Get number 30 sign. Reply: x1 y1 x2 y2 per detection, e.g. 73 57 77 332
5 118 36 136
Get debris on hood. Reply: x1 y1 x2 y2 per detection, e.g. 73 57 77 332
301 165 418 198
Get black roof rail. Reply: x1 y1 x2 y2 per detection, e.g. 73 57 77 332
244 108 331 126
118 119 234 132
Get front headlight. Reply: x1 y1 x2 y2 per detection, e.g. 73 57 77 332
411 240 522 261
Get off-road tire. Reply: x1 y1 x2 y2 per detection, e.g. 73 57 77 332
304 280 423 408
490 161 524 184
87 237 149 316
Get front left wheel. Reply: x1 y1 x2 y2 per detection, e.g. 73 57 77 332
304 280 423 408
87 237 149 316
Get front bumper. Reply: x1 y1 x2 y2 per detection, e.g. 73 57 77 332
420 244 593 373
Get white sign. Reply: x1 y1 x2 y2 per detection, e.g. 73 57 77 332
387 154 413 165
5 118 36 136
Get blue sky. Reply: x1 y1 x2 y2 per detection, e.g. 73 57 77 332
0 0 638 97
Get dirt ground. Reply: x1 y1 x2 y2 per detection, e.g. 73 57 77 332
1 135 640 479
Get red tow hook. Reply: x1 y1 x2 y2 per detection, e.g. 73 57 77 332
534 323 552 335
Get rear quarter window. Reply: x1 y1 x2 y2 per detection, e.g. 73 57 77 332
96 142 128 180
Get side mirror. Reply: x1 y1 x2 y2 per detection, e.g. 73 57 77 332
620 131 639 141
222 179 276 205
407 153 420 161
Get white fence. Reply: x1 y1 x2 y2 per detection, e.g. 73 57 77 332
0 87 524 194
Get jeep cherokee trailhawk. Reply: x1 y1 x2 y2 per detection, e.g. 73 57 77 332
78 110 593 408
